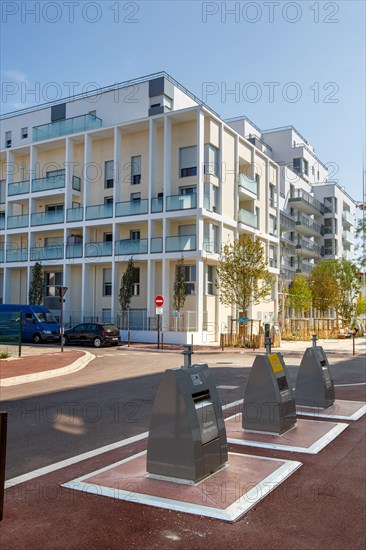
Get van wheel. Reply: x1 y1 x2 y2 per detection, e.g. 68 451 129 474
93 337 102 348
33 333 42 344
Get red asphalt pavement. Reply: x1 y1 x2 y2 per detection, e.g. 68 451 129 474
1 349 365 549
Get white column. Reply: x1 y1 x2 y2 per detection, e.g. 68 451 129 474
111 260 119 323
162 258 170 330
65 138 74 210
63 263 71 317
264 153 269 234
163 115 172 198
81 262 90 321
147 258 156 319
196 109 205 209
84 134 92 207
149 119 157 202
196 258 204 336
162 115 172 325
114 127 122 204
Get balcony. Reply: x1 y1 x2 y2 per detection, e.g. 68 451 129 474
115 239 148 255
151 237 163 253
289 189 324 215
85 242 113 258
0 215 5 230
166 235 196 252
7 214 29 229
296 238 324 258
238 208 258 229
151 197 163 213
31 210 64 226
72 176 81 191
324 226 336 235
342 230 355 245
115 199 148 217
30 246 64 261
67 207 83 222
0 250 3 263
342 210 354 227
66 244 83 259
32 174 65 193
343 250 354 261
238 173 257 196
8 180 30 196
279 268 296 281
296 262 313 275
324 244 338 258
295 215 324 237
280 212 296 231
85 203 113 220
166 194 197 211
203 238 220 254
6 248 28 262
33 113 102 142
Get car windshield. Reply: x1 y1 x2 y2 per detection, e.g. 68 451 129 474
35 312 58 324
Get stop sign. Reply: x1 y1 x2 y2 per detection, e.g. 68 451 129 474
155 295 164 307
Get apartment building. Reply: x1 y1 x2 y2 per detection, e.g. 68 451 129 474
226 121 356 284
0 73 280 345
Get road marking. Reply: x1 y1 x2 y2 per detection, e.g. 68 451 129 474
217 385 240 390
334 382 366 387
5 398 244 488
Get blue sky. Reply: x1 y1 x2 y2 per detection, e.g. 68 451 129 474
1 0 365 201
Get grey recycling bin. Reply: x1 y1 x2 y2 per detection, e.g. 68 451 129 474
243 352 297 435
295 340 335 409
146 362 228 483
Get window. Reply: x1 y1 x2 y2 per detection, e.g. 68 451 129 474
45 272 63 297
132 267 140 296
207 265 215 295
177 265 196 295
44 237 63 247
204 144 219 177
103 268 112 296
46 204 64 212
21 127 28 139
179 146 197 178
269 215 277 236
179 186 196 196
293 158 301 174
269 184 277 207
103 232 113 242
105 160 114 189
130 230 140 240
131 192 141 202
0 180 5 204
131 155 141 185
51 103 66 122
104 196 113 205
5 131 11 148
303 159 309 176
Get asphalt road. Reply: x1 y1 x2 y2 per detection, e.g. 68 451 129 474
2 347 365 480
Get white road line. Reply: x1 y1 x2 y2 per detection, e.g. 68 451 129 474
334 382 366 387
217 385 240 390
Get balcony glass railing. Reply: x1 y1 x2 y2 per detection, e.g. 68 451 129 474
296 238 324 256
85 203 113 220
296 215 324 235
151 237 163 253
85 242 113 257
342 210 354 225
115 239 148 255
30 246 64 261
31 210 64 226
239 173 257 195
33 113 102 142
343 250 353 261
151 197 163 213
342 230 355 245
7 214 29 229
166 193 197 211
67 207 83 222
32 174 65 193
280 212 296 230
0 250 3 263
115 199 148 217
66 244 83 259
6 248 28 262
238 208 258 228
0 216 5 230
289 189 324 214
8 180 30 196
166 235 196 252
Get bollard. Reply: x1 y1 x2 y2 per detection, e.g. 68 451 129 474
265 336 272 355
161 332 164 350
0 413 7 521
182 344 193 367
312 334 317 348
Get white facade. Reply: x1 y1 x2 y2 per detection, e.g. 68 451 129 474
0 73 280 344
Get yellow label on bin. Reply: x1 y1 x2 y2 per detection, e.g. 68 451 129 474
268 353 283 373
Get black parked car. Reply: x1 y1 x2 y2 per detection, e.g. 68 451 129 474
63 323 120 348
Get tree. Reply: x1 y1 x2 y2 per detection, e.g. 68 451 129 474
216 235 274 316
355 217 366 269
355 294 366 317
309 260 340 316
118 257 135 315
29 262 44 305
287 275 312 316
173 256 186 312
332 259 361 323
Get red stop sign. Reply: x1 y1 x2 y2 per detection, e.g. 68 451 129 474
155 295 164 307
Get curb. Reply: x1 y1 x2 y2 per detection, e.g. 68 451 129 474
0 351 95 387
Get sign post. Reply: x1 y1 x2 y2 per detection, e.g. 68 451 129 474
57 286 68 352
155 296 164 350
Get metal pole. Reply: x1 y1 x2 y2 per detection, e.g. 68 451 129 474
0 412 7 521
60 295 64 353
157 314 160 350
161 331 164 350
182 344 193 367
18 311 22 357
265 337 272 355
312 333 317 348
